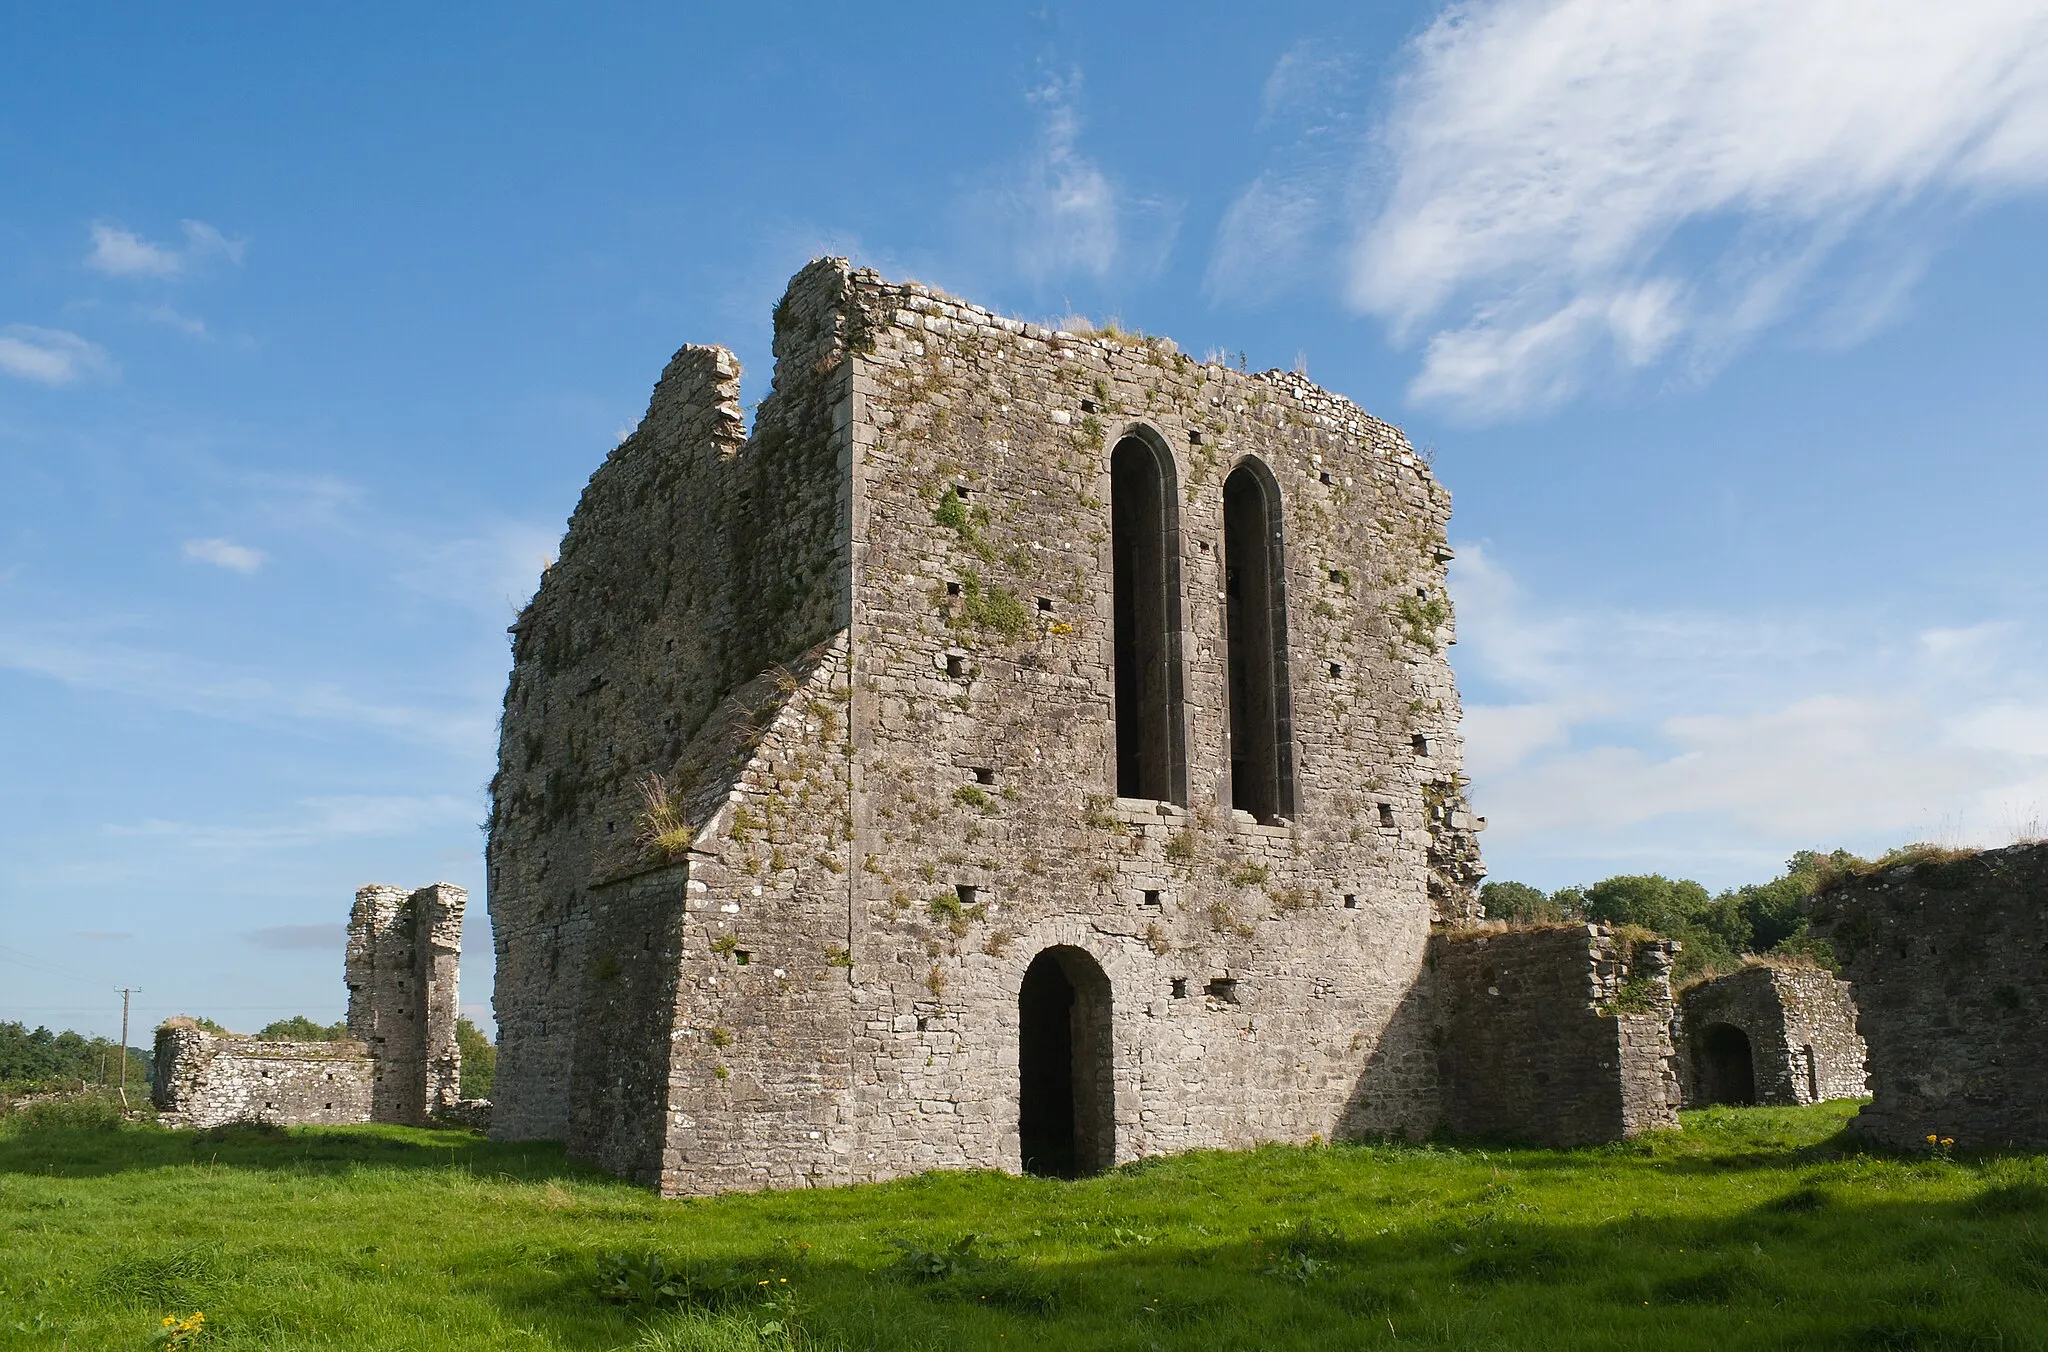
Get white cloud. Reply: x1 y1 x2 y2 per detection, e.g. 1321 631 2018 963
138 304 208 338
1348 0 2048 416
182 537 266 573
960 72 1180 286
390 520 558 615
86 219 245 278
0 325 111 385
1453 542 2048 885
0 621 492 753
1206 42 1365 304
110 794 475 851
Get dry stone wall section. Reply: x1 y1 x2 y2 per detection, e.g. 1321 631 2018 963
150 1022 373 1129
1810 843 2048 1149
1431 925 1681 1146
346 882 465 1124
152 880 470 1131
1677 963 1866 1107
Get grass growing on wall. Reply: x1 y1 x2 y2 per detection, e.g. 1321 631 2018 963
3 1103 2047 1350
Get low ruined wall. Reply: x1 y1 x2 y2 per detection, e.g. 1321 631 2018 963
1810 843 2048 1150
151 1024 372 1129
1432 925 1680 1146
1678 964 1866 1106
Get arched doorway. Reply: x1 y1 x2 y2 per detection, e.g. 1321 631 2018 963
1018 946 1115 1177
1110 434 1186 804
1695 1023 1757 1106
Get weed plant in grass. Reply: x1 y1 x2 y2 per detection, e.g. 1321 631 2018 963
4 1102 2047 1350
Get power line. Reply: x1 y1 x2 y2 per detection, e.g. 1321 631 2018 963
0 943 101 984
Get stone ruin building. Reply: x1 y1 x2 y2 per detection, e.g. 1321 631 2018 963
1677 962 1866 1108
485 259 1502 1195
1431 924 1682 1146
1810 842 2048 1150
153 882 475 1129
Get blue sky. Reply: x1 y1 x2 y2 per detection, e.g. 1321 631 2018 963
7 2 2048 1040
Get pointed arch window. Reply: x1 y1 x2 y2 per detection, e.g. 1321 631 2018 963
1222 458 1295 822
1110 433 1186 804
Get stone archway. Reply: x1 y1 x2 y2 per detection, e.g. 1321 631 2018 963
1018 946 1115 1177
1695 1022 1757 1106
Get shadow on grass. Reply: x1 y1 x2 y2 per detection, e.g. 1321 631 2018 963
466 1181 2048 1352
0 1118 604 1184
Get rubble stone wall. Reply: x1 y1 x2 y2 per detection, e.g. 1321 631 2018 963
488 260 1485 1193
150 1023 372 1129
346 881 465 1124
1431 925 1680 1146
1678 963 1867 1106
1810 843 2048 1149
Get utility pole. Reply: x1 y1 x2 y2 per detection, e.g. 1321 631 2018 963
116 987 140 1111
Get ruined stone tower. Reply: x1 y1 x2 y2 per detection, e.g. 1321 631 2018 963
487 260 1484 1194
345 882 465 1124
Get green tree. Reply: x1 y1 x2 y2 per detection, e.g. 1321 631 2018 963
1479 881 1583 924
0 1022 148 1089
254 1015 348 1042
1580 874 1742 979
456 1017 496 1100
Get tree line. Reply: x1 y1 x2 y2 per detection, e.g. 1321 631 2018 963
0 1022 150 1090
1478 848 1876 981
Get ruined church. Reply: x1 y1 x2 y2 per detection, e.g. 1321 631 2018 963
486 259 1497 1195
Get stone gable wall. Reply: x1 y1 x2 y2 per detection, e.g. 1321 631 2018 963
1810 843 2048 1149
488 260 1485 1193
150 1024 373 1129
1431 925 1680 1146
489 261 854 1143
1677 963 1866 1106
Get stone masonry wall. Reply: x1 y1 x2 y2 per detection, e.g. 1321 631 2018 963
1677 963 1866 1106
1432 925 1680 1146
1810 843 2048 1150
150 1022 373 1129
489 262 853 1143
345 881 465 1124
489 260 1486 1193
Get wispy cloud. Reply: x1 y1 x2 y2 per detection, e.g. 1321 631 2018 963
245 924 346 952
1207 42 1369 305
182 537 265 573
391 520 557 616
0 621 493 753
111 794 475 852
138 304 209 338
960 71 1180 287
86 220 245 278
0 325 112 385
1454 542 2048 885
1339 0 2048 418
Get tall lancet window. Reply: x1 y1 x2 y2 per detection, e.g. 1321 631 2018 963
1110 434 1186 804
1222 458 1295 822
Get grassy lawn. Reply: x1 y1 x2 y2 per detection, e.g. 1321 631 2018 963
3 1101 2045 1350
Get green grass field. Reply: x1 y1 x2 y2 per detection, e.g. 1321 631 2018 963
4 1100 2046 1351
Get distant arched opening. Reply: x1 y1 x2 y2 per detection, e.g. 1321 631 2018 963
1695 1023 1757 1106
1221 458 1295 823
1110 435 1186 803
1018 946 1115 1177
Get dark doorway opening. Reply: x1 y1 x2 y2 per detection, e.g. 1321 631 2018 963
1018 946 1115 1177
1696 1023 1757 1106
1111 436 1185 803
1221 459 1295 822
